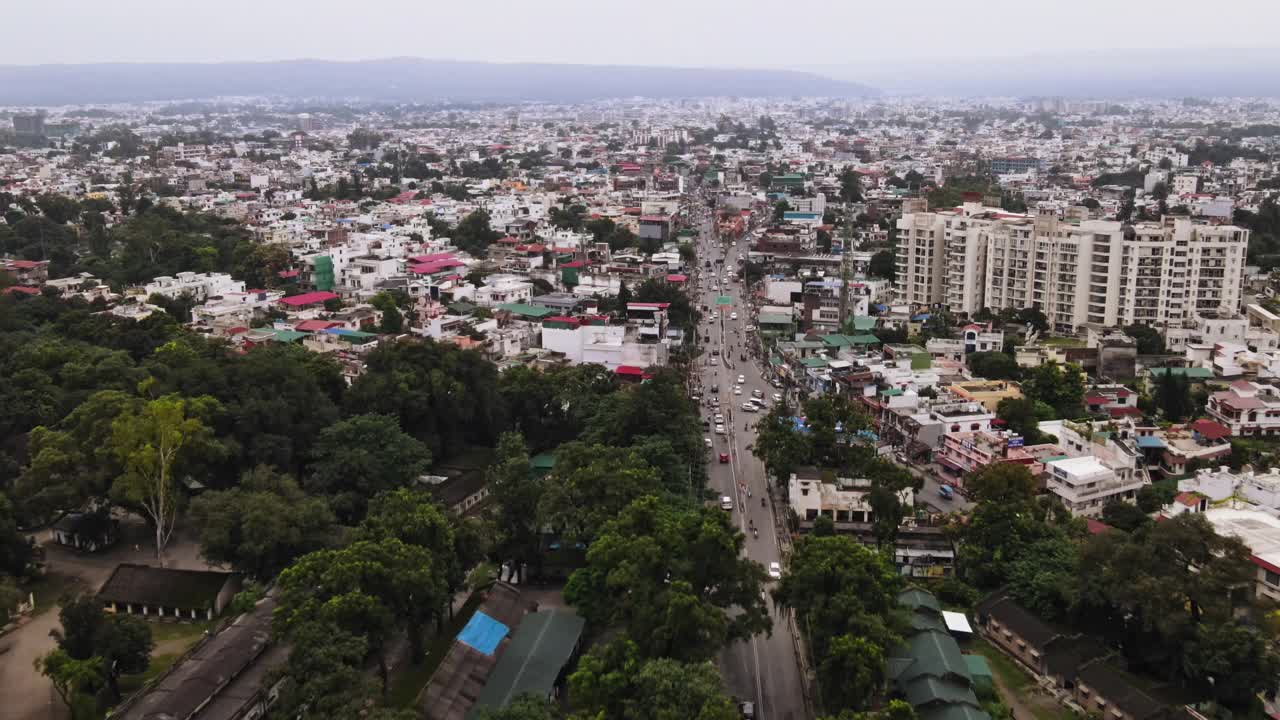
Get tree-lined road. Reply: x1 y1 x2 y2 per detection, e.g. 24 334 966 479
690 206 808 720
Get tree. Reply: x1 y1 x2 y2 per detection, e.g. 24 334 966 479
753 410 812 485
1021 362 1085 419
868 250 895 280
537 442 665 544
487 432 541 584
839 168 864 203
567 638 738 720
995 397 1054 444
275 537 448 691
564 496 769 662
1101 500 1151 533
306 414 431 523
1124 324 1165 355
1016 307 1049 334
967 351 1021 380
51 596 153 699
1137 483 1177 514
272 621 378 720
453 209 502 257
369 291 405 334
920 309 956 340
189 465 338 578
110 393 221 566
34 649 104 720
773 200 791 221
1155 371 1193 422
774 535 906 713
475 694 561 720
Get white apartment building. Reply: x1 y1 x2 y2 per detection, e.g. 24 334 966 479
901 205 1249 335
540 316 669 369
143 272 245 302
1044 455 1144 518
787 472 914 525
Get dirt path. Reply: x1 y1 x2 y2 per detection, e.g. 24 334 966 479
989 665 1042 720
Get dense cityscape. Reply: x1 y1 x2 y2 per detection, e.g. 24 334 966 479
7 35 1280 720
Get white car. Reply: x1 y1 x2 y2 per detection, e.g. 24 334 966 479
772 393 783 402
721 496 734 511
715 424 726 435
752 389 764 399
741 402 756 412
704 437 712 448
734 387 742 395
709 357 718 366
714 414 725 424
730 312 738 320
768 562 782 580
737 375 746 384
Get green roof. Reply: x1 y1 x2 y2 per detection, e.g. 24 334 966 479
963 655 993 684
850 333 881 345
530 453 556 472
758 313 793 325
497 303 555 319
895 629 971 684
1148 367 1214 379
267 330 309 343
470 610 586 716
882 388 904 397
821 334 855 348
851 316 878 331
899 589 941 614
448 301 478 315
919 705 992 720
800 357 830 368
904 676 980 708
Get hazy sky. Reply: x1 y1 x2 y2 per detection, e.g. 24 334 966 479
7 0 1280 67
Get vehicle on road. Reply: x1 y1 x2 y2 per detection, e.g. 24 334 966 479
719 452 730 464
939 484 954 500
711 312 718 320
714 413 724 424
740 353 746 361
772 393 783 402
715 424 726 435
752 389 763 398
734 387 742 395
740 701 755 719
737 374 746 384
768 562 782 580
741 403 756 412
704 437 712 448
710 357 718 366
730 312 738 320
721 496 733 510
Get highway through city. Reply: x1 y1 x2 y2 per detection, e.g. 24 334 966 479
689 205 809 720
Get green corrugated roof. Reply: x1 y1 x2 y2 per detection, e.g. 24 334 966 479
963 655 993 683
821 334 854 348
469 610 586 716
850 333 881 345
919 705 991 720
800 357 830 368
530 453 556 471
758 313 793 325
267 330 309 343
1148 367 1214 379
497 303 555 319
904 676 980 709
899 589 941 613
897 629 970 685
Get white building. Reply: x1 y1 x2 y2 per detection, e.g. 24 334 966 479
787 472 913 525
143 272 245 303
1202 508 1280 603
1044 455 1144 518
539 316 668 370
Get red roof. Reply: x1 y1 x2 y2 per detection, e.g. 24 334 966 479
1108 407 1142 417
666 274 688 282
627 302 670 310
1085 519 1112 535
614 365 651 378
544 316 581 327
3 286 40 295
496 236 521 245
1190 419 1230 440
295 319 341 332
1175 492 1201 508
1085 394 1109 406
515 243 546 253
277 269 301 278
560 260 587 268
409 259 466 275
5 260 45 269
409 253 457 264
279 291 339 307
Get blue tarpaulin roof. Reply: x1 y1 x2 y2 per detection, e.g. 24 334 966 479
457 611 510 656
1136 436 1167 449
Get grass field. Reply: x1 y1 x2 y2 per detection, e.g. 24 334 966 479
970 638 1080 720
1040 337 1085 348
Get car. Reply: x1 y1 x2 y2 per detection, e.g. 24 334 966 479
715 424 726 435
734 386 742 395
752 389 763 398
721 496 733 511
730 312 738 320
768 562 782 580
740 353 747 361
772 393 783 402
719 452 730 464
939 484 954 500
711 349 720 356
740 701 756 720
741 402 756 412
737 374 746 384
710 312 718 320
714 413 724 424
710 357 718 366
704 437 712 447
749 398 767 409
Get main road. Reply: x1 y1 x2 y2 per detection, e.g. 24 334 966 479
688 204 809 720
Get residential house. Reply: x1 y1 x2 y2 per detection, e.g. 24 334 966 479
1206 380 1280 436
99 564 241 621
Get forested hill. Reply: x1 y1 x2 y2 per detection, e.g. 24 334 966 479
0 58 877 105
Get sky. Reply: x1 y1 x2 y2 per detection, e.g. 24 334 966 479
6 0 1280 68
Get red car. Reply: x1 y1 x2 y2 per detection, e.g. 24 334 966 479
719 453 730 464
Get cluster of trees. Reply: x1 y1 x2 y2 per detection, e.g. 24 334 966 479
450 209 503 257
992 362 1086 442
0 202 292 290
954 463 1279 711
35 597 155 718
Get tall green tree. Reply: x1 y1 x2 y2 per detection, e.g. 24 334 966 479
565 496 769 662
109 393 222 565
306 414 431 523
567 638 738 720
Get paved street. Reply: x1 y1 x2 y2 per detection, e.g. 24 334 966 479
690 207 809 720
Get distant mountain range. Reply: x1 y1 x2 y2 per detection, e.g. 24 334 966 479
804 47 1280 98
0 57 878 105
